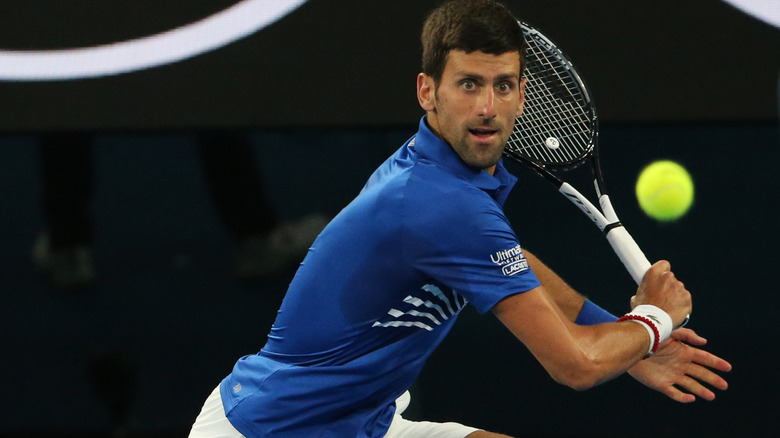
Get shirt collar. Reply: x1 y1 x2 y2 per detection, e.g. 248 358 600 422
412 116 517 206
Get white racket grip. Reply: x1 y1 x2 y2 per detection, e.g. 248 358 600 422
605 226 652 285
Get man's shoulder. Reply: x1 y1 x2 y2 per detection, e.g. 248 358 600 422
407 161 496 207
360 142 501 219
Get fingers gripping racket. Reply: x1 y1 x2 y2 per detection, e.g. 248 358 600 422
504 22 651 285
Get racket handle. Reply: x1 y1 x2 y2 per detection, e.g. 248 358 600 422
605 226 652 285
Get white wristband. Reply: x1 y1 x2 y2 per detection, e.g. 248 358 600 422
617 305 673 357
631 305 673 343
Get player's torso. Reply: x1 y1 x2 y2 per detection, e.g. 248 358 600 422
262 152 467 364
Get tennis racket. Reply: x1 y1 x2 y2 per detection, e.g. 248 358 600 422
504 22 651 286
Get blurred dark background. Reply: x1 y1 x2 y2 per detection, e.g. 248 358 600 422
1 0 778 437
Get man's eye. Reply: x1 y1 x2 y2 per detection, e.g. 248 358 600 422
497 82 512 93
462 80 476 90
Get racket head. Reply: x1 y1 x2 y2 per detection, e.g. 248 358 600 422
505 22 598 171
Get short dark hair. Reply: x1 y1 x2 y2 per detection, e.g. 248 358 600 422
421 0 526 83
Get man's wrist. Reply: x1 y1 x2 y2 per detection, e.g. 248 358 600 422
617 305 673 358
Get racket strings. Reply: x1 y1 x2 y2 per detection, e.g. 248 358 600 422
525 40 591 143
507 30 595 167
528 59 590 143
519 54 590 159
517 90 588 163
511 92 589 163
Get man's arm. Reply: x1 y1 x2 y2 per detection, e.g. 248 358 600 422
522 250 587 321
492 253 691 390
505 250 730 401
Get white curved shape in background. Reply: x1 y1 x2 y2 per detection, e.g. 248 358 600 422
0 0 308 81
722 0 780 29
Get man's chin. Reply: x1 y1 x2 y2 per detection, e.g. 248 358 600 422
463 154 503 171
470 143 506 164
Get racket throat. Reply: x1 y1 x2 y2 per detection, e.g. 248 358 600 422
559 182 610 230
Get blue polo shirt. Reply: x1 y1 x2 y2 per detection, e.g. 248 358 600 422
220 117 540 437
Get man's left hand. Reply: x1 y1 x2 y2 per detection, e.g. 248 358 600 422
627 327 732 403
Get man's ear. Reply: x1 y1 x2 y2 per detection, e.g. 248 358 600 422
417 73 436 112
516 77 527 117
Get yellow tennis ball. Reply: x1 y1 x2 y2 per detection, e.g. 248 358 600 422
635 160 694 222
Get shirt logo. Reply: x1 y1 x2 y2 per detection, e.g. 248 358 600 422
490 244 530 276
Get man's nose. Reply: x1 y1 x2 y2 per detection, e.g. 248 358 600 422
477 88 497 119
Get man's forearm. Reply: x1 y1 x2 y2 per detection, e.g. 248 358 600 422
524 250 586 321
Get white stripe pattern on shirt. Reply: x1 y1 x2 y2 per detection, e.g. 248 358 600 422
372 284 467 332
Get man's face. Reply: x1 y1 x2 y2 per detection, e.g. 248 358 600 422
418 50 526 174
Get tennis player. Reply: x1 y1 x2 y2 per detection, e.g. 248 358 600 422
189 1 731 436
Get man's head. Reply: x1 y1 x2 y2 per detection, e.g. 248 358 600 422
417 0 527 174
421 0 526 83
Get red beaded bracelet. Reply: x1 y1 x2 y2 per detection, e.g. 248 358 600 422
617 314 660 359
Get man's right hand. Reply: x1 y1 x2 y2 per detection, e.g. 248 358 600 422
630 260 692 327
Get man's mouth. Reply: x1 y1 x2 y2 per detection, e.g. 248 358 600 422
468 127 499 139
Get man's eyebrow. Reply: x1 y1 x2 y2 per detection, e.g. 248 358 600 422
454 71 487 81
495 73 520 82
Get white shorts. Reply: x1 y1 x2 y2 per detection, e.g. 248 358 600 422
188 386 244 438
383 391 480 438
188 387 480 438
